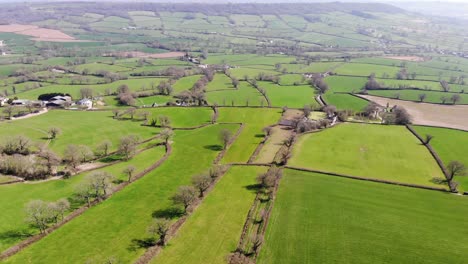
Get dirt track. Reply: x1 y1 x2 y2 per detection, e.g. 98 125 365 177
358 94 468 131
111 51 185 59
0 24 80 42
383 56 425 62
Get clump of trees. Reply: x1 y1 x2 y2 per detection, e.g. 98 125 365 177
116 84 135 106
382 106 411 125
75 171 116 206
363 73 381 90
25 198 70 234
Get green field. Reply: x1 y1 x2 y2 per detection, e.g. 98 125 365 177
368 89 468 104
0 110 156 155
137 107 213 128
218 108 281 163
289 123 446 187
0 146 165 252
5 124 238 264
258 81 318 108
412 126 468 191
153 166 266 264
258 169 468 264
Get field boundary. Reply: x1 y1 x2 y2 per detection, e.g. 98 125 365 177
284 166 449 192
134 165 232 264
0 144 172 261
214 123 245 164
405 125 452 190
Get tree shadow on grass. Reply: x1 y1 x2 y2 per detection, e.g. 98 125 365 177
255 134 265 138
204 145 223 151
244 184 261 192
0 229 33 244
151 207 184 219
128 237 156 251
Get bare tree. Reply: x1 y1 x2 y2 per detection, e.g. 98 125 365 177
118 135 140 160
38 148 60 175
171 186 197 213
86 171 115 199
25 200 51 233
446 161 467 187
48 198 70 223
192 174 211 197
78 145 94 163
209 165 228 180
158 115 171 128
451 94 461 104
48 127 62 140
232 77 239 89
251 233 264 254
80 87 93 99
423 134 433 145
75 183 94 207
123 165 136 182
219 129 233 150
263 127 273 137
160 128 174 145
148 218 171 246
322 105 337 117
440 96 448 104
96 140 112 157
112 109 121 119
418 93 427 102
302 105 311 118
3 105 13 119
64 144 82 170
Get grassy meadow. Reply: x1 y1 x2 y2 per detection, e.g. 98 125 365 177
152 166 266 264
289 123 446 187
258 169 468 264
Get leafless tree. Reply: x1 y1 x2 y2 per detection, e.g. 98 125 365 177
64 144 82 170
192 174 211 197
25 200 51 233
96 140 112 157
86 171 115 200
75 183 94 207
451 94 461 104
302 105 311 118
123 165 136 182
447 161 467 184
171 185 197 213
118 135 140 160
263 127 273 137
160 128 174 145
440 96 448 104
78 145 94 162
418 93 427 102
148 218 171 246
3 106 13 119
80 87 93 99
48 127 62 139
219 129 233 150
38 148 60 175
423 134 433 145
158 115 171 128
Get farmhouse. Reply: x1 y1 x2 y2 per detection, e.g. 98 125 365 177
76 98 93 109
45 95 72 107
11 99 29 106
